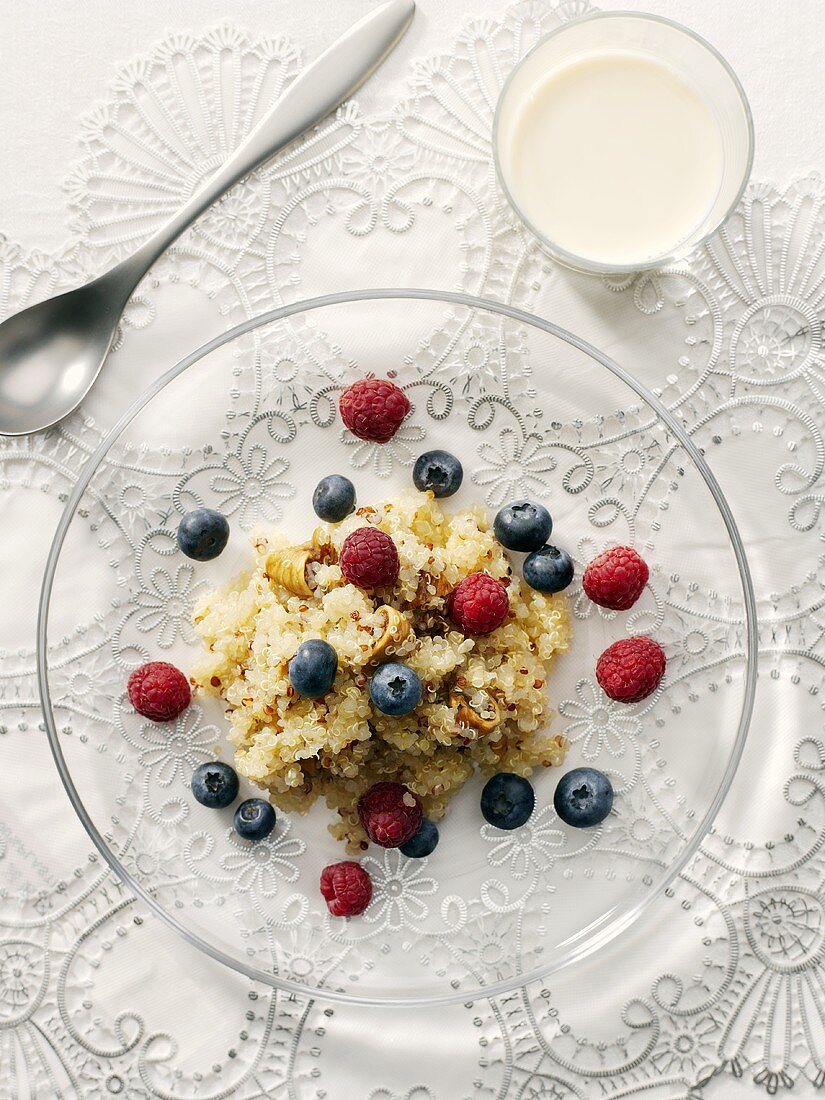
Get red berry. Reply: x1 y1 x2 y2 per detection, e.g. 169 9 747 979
448 572 509 636
596 636 666 704
127 661 191 722
339 378 411 444
320 861 373 917
358 781 423 848
583 546 649 611
340 527 399 589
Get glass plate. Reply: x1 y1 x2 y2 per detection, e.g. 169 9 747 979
37 290 756 1005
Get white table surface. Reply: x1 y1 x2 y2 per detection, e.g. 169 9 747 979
1 3 823 1098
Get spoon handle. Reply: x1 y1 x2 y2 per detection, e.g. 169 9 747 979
112 0 414 292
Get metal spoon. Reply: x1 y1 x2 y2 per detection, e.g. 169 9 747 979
0 0 415 437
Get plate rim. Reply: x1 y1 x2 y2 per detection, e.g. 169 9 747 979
36 287 758 1006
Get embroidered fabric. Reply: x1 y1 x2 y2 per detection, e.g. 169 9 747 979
1 3 824 1095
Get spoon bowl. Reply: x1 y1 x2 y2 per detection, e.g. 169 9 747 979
0 274 128 436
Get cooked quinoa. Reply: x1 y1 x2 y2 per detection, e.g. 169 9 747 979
191 493 571 852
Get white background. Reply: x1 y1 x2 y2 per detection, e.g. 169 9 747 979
0 3 821 1097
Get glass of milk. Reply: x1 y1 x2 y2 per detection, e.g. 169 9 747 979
494 13 753 274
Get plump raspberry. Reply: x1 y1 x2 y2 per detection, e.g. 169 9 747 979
320 861 373 917
596 636 666 704
127 661 191 722
340 527 399 589
583 546 649 611
448 572 509 636
339 378 411 443
358 782 423 848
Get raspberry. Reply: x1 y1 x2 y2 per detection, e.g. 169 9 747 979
448 572 509 636
127 661 191 722
596 636 666 704
358 781 423 848
339 527 399 589
320 861 373 917
583 546 649 611
339 378 410 443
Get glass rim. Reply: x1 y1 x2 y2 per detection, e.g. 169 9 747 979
36 287 758 1007
492 10 756 275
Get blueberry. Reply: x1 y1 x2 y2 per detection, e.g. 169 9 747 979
480 772 535 830
369 662 422 716
289 639 338 698
177 507 229 561
400 819 439 858
191 761 239 808
234 798 276 841
413 450 463 498
523 545 574 593
494 501 552 552
554 767 613 828
313 475 356 522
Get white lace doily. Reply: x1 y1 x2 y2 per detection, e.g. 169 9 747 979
1 2 825 1096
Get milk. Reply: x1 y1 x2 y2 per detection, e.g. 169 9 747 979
498 50 724 268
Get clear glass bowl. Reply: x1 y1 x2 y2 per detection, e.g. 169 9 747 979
493 12 754 274
37 290 756 1005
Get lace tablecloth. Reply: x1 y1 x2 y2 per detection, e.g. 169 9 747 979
2 1 825 1097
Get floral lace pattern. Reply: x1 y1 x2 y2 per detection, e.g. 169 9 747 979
0 2 823 1097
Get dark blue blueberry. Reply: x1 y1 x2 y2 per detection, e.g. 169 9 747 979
523 545 574 593
191 761 239 808
233 798 276 841
480 772 535 830
177 507 229 561
413 450 464 498
400 819 439 858
493 501 552 552
369 662 422 716
554 767 613 828
313 475 356 522
289 639 338 698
